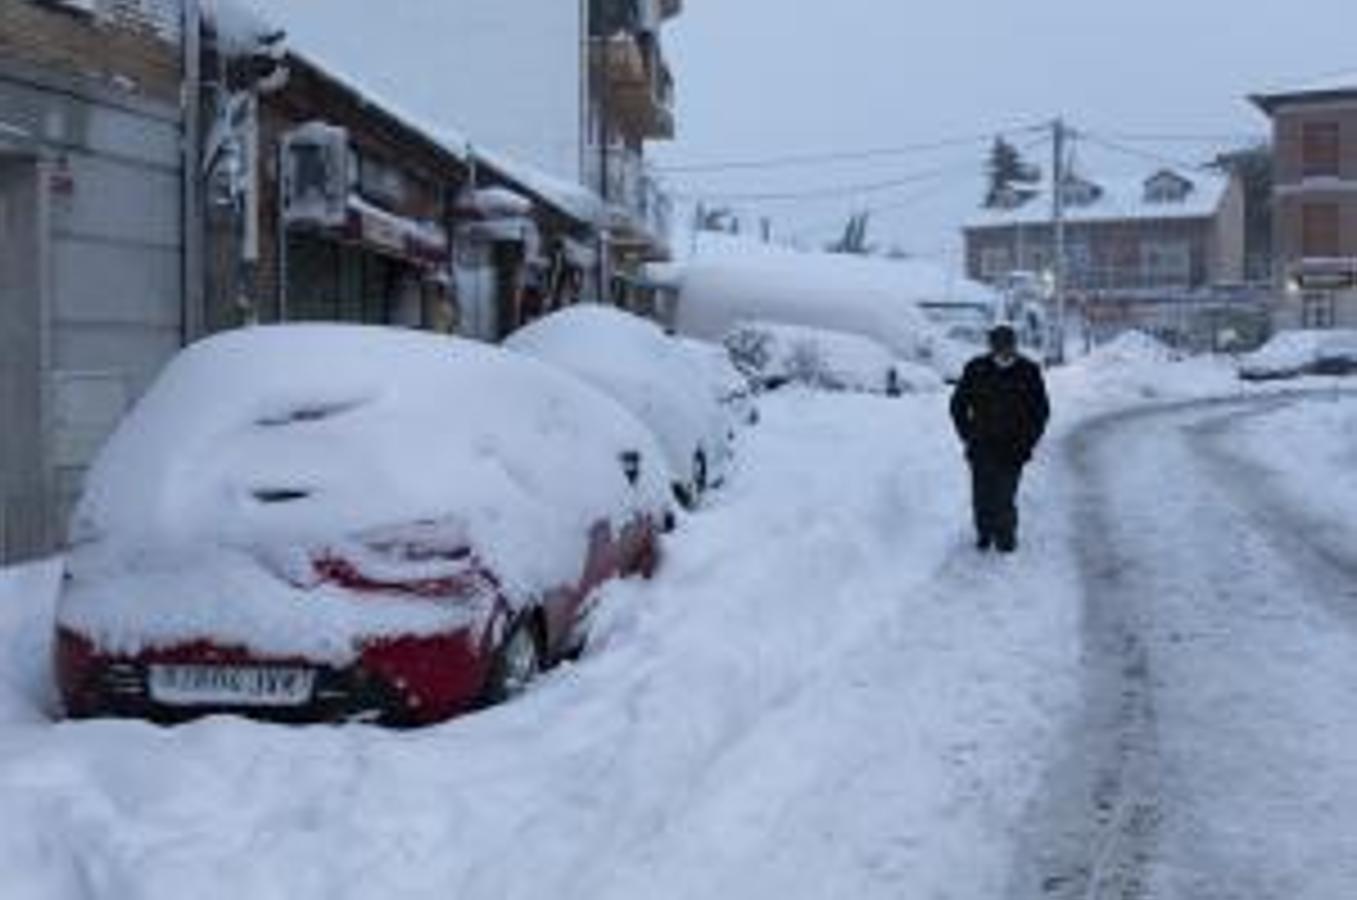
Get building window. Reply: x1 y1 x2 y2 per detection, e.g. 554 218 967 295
1301 203 1341 258
1066 240 1093 281
1302 122 1341 178
979 246 1012 280
1026 246 1051 274
1140 239 1192 286
1302 291 1337 328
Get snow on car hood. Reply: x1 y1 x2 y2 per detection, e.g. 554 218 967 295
62 325 670 653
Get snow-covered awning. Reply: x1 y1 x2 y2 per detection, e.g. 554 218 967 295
458 187 535 219
289 192 450 267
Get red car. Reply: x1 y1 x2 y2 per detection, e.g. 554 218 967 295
55 325 672 726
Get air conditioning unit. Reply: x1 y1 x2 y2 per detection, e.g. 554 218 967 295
281 122 351 228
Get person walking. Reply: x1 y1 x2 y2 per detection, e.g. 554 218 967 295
949 324 1049 553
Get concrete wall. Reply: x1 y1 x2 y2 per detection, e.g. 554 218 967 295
0 19 183 561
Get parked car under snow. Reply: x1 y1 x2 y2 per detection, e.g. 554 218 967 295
506 305 733 508
55 325 673 727
674 335 760 428
722 321 943 396
1237 329 1357 381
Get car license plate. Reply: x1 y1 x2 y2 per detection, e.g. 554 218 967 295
147 664 316 707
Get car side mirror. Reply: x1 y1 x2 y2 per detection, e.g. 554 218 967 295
620 450 642 487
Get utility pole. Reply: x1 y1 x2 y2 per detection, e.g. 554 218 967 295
1050 117 1068 365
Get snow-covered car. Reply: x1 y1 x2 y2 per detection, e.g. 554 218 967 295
722 321 943 396
506 305 732 508
1237 329 1357 381
55 325 673 727
675 336 760 428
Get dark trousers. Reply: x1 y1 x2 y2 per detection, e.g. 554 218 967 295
969 455 1023 545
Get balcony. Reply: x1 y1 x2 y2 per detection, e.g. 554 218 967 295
592 33 675 141
584 146 673 258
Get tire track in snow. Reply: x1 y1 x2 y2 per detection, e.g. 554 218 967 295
1004 407 1163 900
1010 389 1357 900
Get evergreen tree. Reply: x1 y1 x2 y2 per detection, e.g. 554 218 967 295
984 137 1039 209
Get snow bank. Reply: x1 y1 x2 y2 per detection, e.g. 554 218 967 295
1228 393 1357 547
676 235 981 369
1082 330 1177 368
59 325 670 660
0 386 1082 900
0 559 62 722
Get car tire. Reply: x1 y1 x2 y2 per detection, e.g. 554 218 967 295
483 615 542 705
692 449 708 496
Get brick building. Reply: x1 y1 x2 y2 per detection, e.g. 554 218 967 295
1253 75 1357 329
963 167 1249 344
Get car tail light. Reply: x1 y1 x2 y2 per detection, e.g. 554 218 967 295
309 521 497 603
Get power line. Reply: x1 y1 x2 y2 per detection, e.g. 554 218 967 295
1078 131 1217 172
788 135 1052 235
656 124 1047 174
1098 130 1265 145
669 157 986 204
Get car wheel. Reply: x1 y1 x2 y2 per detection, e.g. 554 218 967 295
484 615 542 704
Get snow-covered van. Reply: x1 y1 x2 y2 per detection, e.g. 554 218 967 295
55 326 673 726
722 321 944 396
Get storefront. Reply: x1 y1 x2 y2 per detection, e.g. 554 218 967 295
284 193 453 331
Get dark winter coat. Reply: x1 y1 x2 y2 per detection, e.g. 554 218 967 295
949 354 1050 465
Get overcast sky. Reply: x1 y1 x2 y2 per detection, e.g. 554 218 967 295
654 0 1357 263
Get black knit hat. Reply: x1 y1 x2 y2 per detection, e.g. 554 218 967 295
988 324 1017 352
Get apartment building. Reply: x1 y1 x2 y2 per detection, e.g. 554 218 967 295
1253 75 1357 329
963 167 1248 343
588 0 682 298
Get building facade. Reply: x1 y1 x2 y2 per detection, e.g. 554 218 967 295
1253 78 1357 329
587 0 680 311
963 168 1251 346
0 0 188 563
262 0 682 311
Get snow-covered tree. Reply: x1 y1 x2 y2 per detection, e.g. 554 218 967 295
984 137 1040 209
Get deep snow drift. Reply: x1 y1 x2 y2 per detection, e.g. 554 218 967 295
0 346 1349 899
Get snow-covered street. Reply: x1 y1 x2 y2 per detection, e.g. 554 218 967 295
1016 390 1357 899
1 356 1355 899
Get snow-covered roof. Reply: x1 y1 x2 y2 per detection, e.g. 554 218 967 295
965 169 1231 230
243 0 603 225
473 147 604 226
1253 69 1357 111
